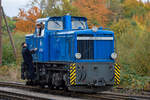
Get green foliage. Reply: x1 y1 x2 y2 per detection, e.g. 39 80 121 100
111 19 132 37
108 0 123 22
123 0 147 18
2 39 15 65
121 69 150 89
112 18 150 89
2 33 25 65
117 24 150 75
59 0 80 16
2 17 16 32
30 0 79 17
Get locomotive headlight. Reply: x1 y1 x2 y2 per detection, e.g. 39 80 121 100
111 52 117 59
75 53 81 59
92 26 98 32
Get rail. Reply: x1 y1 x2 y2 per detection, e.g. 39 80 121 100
0 81 149 100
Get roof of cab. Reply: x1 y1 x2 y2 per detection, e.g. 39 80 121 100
71 16 87 20
36 16 87 23
36 18 49 23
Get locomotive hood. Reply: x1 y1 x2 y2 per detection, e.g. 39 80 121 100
56 29 114 35
75 29 114 35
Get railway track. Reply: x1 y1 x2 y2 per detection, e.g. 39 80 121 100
0 89 52 100
0 81 150 100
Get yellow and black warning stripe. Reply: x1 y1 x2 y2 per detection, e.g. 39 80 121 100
114 64 120 85
70 63 77 85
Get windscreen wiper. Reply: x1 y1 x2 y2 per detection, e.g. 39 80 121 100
54 21 61 27
79 21 86 29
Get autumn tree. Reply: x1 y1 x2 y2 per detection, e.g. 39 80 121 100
31 0 61 16
30 0 79 17
123 0 146 18
15 6 42 33
73 0 112 27
107 0 123 23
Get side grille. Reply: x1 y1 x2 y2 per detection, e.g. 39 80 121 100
77 35 94 59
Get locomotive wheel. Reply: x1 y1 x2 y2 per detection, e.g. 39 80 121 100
26 81 30 85
39 84 45 88
26 80 33 86
48 84 54 89
64 86 68 91
48 81 54 89
48 78 54 89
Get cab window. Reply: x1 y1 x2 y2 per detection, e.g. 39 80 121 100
48 20 63 30
72 20 86 30
36 22 45 36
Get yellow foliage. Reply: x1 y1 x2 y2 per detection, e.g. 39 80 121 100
111 19 131 37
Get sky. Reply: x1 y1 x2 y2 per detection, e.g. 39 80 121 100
2 0 149 17
2 0 30 17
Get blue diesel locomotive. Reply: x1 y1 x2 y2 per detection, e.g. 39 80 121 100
22 15 120 92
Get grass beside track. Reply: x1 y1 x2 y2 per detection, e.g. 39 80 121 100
0 32 26 81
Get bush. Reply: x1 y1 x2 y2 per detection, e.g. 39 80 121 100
2 33 25 65
111 19 150 89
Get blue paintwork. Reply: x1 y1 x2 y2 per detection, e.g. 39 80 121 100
25 15 115 63
63 15 72 30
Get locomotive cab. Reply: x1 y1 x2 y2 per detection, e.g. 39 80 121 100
23 15 120 92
